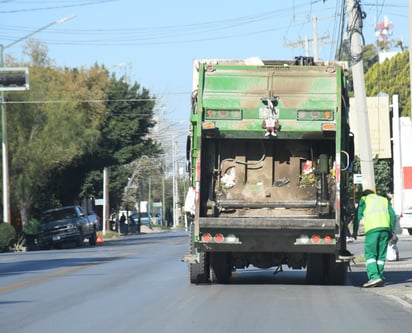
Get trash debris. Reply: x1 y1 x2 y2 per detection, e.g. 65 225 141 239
275 177 289 187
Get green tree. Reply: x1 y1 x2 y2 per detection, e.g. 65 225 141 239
5 40 163 225
337 42 378 73
351 157 392 201
337 42 379 96
7 64 109 225
365 51 410 117
49 72 162 211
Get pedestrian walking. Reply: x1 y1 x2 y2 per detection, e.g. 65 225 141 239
353 189 396 288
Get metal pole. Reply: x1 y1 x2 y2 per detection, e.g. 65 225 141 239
392 95 402 215
0 16 75 223
103 167 109 236
0 44 9 223
0 88 9 223
172 136 177 227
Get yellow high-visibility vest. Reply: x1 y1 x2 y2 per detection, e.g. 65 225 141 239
362 194 390 233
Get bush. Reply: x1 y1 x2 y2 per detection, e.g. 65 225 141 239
24 219 40 235
0 222 17 252
23 219 40 250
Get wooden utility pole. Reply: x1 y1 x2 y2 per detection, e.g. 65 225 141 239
347 0 375 191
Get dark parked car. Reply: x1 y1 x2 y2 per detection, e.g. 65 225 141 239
128 212 153 225
38 205 97 249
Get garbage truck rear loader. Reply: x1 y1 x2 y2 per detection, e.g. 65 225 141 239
183 57 354 285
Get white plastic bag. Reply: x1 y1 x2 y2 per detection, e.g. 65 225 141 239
386 244 399 261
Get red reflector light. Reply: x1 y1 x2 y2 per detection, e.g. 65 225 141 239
324 235 333 244
202 233 212 242
311 235 321 243
214 233 224 243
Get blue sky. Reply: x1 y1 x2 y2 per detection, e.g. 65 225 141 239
0 0 409 136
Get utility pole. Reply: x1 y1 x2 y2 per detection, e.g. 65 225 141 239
172 137 178 227
103 167 110 235
162 162 165 226
283 16 333 61
346 0 375 191
312 17 319 62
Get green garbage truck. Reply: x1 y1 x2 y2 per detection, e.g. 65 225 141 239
183 57 355 285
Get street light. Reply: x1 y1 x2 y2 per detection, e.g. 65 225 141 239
0 15 75 223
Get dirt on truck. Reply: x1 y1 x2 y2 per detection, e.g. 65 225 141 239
183 56 355 285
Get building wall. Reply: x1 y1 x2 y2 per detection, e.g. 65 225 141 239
349 96 392 159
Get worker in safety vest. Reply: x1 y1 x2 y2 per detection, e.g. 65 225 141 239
353 189 396 288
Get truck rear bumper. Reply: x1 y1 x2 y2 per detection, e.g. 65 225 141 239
195 216 340 254
198 216 336 230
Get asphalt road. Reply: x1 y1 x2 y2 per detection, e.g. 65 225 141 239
0 230 411 333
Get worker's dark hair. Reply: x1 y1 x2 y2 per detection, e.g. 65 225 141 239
362 189 374 197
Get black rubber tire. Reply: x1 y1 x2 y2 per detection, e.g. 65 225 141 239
306 254 327 284
188 223 209 284
326 254 348 285
408 228 412 236
210 252 232 284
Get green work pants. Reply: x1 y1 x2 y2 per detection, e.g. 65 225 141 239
364 229 390 280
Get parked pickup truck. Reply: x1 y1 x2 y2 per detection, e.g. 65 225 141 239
38 205 98 249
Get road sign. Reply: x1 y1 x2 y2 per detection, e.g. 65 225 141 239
0 67 29 91
354 173 363 184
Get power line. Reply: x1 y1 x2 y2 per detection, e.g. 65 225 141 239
0 0 117 14
4 98 157 104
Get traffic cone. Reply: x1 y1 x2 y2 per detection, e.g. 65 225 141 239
96 233 104 245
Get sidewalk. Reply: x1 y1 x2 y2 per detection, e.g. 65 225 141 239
350 234 412 312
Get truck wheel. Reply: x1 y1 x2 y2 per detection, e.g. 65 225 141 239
190 252 209 284
189 223 209 284
210 252 232 284
306 254 327 284
89 232 97 246
327 255 348 285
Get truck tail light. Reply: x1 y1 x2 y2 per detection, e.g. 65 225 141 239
311 235 321 243
214 233 224 243
295 234 336 245
324 235 333 244
202 233 212 242
199 233 240 244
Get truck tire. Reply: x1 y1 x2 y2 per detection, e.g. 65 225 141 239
306 254 327 284
189 223 209 284
210 252 232 284
190 252 209 284
326 255 348 285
